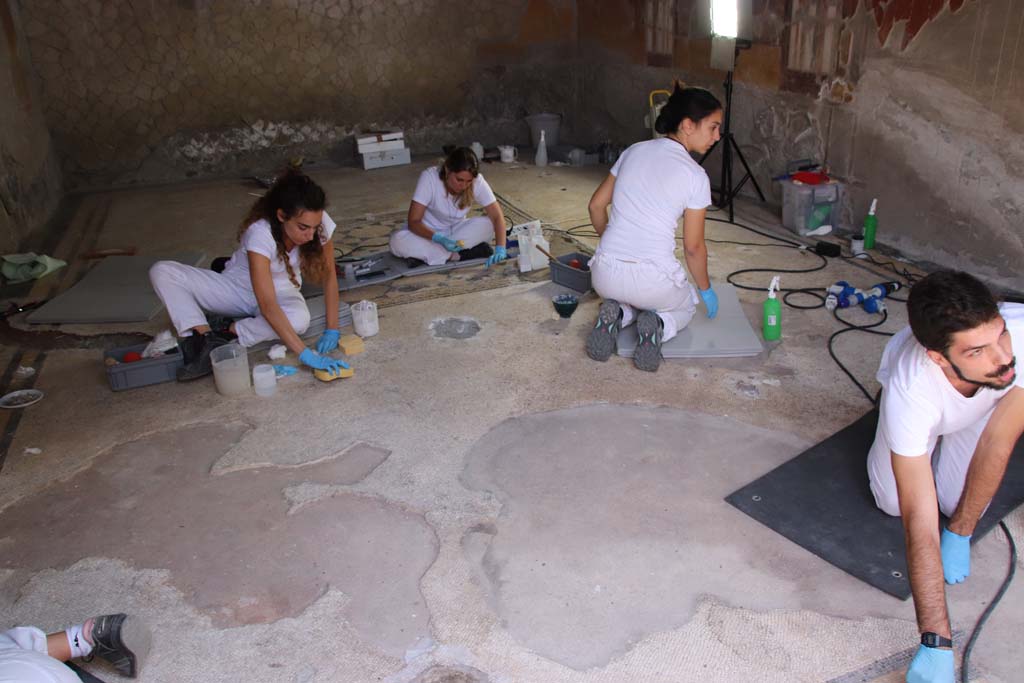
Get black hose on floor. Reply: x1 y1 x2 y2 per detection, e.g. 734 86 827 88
961 521 1017 683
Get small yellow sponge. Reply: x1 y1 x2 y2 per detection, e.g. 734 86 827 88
314 367 354 382
338 334 365 355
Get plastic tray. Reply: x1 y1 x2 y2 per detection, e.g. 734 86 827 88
550 252 592 293
105 342 183 391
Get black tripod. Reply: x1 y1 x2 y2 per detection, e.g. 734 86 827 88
700 45 765 222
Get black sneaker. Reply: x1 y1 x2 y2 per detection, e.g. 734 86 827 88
585 299 623 362
633 310 664 372
176 331 233 382
86 613 151 678
457 243 494 261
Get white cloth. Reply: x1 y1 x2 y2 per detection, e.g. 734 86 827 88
389 217 494 267
589 252 696 342
598 137 711 263
149 261 311 347
868 302 1024 516
0 627 78 683
222 212 337 292
408 166 497 235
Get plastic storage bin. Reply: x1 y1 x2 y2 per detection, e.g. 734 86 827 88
779 179 845 236
549 252 592 293
105 343 183 391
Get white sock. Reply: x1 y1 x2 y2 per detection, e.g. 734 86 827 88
65 623 93 659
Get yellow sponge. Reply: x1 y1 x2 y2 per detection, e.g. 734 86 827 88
338 334 365 355
314 367 354 382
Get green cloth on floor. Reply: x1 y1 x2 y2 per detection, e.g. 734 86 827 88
1 252 67 284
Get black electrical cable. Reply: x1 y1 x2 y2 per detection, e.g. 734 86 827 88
827 307 894 404
782 289 826 309
961 521 1017 683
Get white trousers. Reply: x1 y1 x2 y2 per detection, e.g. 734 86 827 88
0 627 78 683
589 252 697 342
389 217 494 266
149 261 311 348
867 404 993 517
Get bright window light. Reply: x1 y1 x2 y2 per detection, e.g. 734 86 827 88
711 0 738 38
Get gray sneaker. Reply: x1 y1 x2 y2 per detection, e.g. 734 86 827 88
585 299 623 362
87 613 151 678
633 310 664 372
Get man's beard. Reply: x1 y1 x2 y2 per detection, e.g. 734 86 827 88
946 355 1017 391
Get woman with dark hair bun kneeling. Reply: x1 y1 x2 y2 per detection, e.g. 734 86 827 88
585 83 723 372
149 170 348 381
389 147 508 268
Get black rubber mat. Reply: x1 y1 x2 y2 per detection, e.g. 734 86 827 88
726 409 1024 599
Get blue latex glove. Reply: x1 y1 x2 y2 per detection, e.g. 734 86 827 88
316 328 341 354
699 286 719 319
299 348 350 375
486 245 508 267
272 364 298 377
940 527 971 584
431 232 460 252
906 644 954 683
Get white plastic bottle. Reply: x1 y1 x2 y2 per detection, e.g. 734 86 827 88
535 130 548 168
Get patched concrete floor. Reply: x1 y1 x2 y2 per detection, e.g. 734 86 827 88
1 157 1022 682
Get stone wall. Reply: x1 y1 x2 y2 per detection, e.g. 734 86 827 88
0 0 62 253
19 0 578 188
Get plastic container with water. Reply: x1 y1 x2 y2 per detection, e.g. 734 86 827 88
252 364 276 397
211 343 250 396
352 300 379 338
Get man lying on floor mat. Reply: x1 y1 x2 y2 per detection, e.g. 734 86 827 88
388 147 508 268
866 270 1024 683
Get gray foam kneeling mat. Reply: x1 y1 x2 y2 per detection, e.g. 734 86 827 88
27 252 205 324
726 409 1024 598
615 283 763 359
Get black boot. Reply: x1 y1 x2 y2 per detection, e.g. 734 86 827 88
176 331 232 382
457 243 494 261
86 613 151 678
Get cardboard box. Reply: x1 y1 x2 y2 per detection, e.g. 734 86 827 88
356 129 404 145
361 147 411 170
357 138 406 154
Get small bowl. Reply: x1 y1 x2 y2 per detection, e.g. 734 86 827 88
552 293 579 318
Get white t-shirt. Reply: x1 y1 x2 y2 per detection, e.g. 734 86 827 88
222 211 337 291
598 138 712 263
877 302 1024 457
410 166 496 235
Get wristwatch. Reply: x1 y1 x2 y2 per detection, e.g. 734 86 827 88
921 632 953 649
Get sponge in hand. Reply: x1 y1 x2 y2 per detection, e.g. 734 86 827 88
314 367 354 382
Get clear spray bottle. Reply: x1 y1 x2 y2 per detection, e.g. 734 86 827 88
763 275 781 341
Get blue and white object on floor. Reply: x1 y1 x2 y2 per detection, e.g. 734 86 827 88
615 283 763 359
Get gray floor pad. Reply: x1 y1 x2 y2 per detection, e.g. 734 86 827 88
27 253 205 324
726 409 1024 598
615 283 763 359
302 250 506 297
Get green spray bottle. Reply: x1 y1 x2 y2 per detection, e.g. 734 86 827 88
862 198 878 249
763 275 781 341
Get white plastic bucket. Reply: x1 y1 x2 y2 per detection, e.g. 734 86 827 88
352 300 379 338
210 342 250 397
252 364 277 397
525 113 561 148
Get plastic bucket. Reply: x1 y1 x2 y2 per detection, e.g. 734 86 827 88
210 342 250 397
352 300 379 338
525 113 561 148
